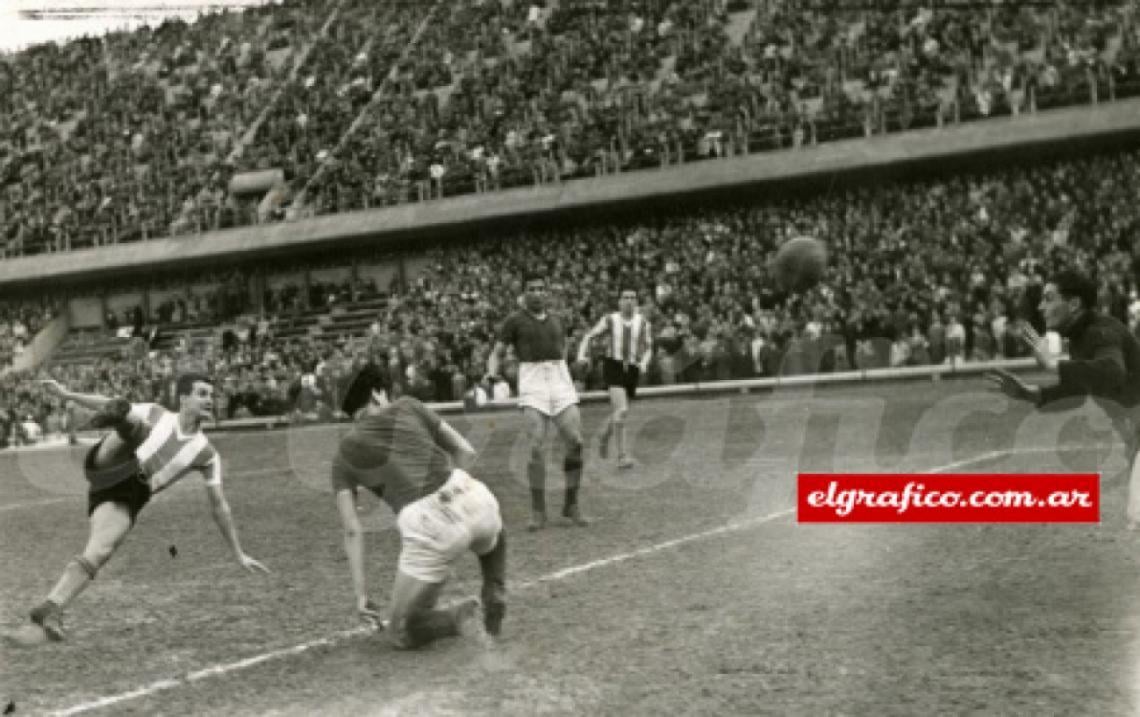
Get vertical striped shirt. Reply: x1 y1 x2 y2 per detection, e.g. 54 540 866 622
129 403 221 493
607 312 651 364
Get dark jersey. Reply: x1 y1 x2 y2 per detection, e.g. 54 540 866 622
499 310 567 362
330 397 453 514
1039 312 1140 408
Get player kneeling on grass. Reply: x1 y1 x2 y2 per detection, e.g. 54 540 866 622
333 363 507 649
6 374 269 645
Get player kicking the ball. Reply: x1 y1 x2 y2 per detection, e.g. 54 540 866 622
6 374 268 645
576 285 652 469
488 271 589 530
332 363 507 649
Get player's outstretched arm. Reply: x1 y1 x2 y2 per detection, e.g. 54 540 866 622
204 477 269 574
985 369 1042 404
37 379 115 412
436 419 477 470
486 341 507 381
335 489 375 623
576 316 608 365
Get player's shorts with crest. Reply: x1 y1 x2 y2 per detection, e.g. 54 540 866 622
517 360 579 416
84 438 152 524
396 469 502 583
602 358 640 400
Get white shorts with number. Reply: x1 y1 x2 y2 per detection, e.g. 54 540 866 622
396 469 502 583
517 360 579 416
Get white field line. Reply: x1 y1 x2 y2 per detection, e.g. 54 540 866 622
46 447 1032 716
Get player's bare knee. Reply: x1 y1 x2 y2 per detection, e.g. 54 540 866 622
81 546 113 572
613 408 628 424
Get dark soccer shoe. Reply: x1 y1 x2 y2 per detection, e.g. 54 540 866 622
561 504 591 527
527 510 548 532
84 398 132 431
29 601 65 642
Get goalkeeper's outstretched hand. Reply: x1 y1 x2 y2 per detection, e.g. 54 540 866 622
985 369 1040 404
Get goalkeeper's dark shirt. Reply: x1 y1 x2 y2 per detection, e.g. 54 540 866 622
1039 312 1140 409
330 397 453 514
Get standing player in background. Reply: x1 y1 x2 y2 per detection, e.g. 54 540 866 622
577 286 653 469
332 364 507 648
6 374 268 644
986 270 1140 526
488 272 589 530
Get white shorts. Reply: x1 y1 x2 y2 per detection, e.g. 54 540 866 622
396 469 502 584
517 360 579 416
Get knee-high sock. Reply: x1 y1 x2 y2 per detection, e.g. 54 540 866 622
614 418 626 458
564 442 583 507
528 454 546 513
479 533 507 602
46 557 98 609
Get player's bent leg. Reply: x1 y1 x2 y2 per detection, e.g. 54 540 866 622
387 573 481 650
553 406 589 526
610 387 633 468
523 408 550 530
34 501 133 641
91 432 143 474
87 398 149 448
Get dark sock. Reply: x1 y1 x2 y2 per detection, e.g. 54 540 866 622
564 487 579 511
478 533 507 596
479 533 507 635
564 442 583 498
530 489 546 514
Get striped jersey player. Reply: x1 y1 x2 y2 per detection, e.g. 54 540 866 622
7 373 268 646
577 285 653 469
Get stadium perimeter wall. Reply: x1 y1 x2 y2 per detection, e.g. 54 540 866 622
2 98 1140 291
208 356 1042 432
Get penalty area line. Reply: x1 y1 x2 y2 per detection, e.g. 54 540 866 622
43 445 1094 715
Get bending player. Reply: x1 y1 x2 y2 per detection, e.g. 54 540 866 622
8 374 268 644
488 271 589 530
332 363 507 649
577 285 652 469
986 270 1140 526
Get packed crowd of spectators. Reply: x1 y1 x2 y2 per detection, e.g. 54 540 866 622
0 298 58 369
3 0 1139 256
3 144 1140 447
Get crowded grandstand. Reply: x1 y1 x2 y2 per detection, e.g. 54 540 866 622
4 0 1140 712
